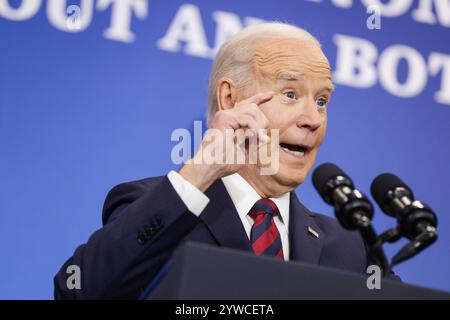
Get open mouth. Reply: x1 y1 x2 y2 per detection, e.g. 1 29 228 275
279 143 310 158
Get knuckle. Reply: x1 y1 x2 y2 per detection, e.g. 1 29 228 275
215 110 226 117
215 110 229 121
249 103 259 111
213 110 222 121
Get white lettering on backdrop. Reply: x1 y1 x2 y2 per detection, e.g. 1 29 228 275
0 1 448 104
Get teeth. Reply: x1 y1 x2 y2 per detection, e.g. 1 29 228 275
281 147 305 157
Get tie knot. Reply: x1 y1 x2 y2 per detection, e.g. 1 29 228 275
249 198 279 220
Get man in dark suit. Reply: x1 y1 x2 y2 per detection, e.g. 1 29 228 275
54 22 373 299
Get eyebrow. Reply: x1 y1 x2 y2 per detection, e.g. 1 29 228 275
276 73 335 92
277 73 301 81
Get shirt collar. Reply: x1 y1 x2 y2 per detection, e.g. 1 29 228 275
221 173 290 228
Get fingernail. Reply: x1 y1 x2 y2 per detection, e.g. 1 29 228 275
259 134 270 144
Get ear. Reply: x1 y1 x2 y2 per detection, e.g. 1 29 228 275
216 78 237 111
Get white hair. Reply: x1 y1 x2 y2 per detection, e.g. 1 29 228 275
206 22 321 126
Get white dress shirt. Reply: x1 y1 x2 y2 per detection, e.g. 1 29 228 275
167 170 290 261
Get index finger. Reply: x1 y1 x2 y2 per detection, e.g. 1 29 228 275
238 91 274 106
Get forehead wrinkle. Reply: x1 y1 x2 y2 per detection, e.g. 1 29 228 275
255 61 332 84
275 62 331 79
252 42 332 83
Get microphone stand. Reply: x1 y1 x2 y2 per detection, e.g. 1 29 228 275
329 184 390 277
351 212 390 277
383 223 438 268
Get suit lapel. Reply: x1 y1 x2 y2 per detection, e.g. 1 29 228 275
199 179 253 253
198 180 325 263
289 192 324 264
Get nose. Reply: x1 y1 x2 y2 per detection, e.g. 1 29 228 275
295 97 323 132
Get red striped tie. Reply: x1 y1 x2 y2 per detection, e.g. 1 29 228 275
248 198 284 260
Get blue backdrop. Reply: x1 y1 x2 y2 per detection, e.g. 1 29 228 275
1 0 449 299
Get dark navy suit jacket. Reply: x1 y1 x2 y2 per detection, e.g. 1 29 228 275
54 175 370 299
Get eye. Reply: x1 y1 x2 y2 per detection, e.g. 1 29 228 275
316 97 328 109
282 90 297 100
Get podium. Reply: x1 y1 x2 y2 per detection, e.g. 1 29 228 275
146 242 450 300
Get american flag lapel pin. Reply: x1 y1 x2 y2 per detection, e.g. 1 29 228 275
308 226 320 239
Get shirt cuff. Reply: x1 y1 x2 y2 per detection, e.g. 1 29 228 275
167 170 210 216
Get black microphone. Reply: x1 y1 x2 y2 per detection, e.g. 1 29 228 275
312 163 389 274
371 173 438 266
312 163 374 230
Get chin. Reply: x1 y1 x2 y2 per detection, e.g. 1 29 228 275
273 165 308 189
272 152 317 189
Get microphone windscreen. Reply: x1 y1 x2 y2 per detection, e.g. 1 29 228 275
312 163 351 199
370 173 414 207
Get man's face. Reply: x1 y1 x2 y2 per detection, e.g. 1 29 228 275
246 38 333 189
